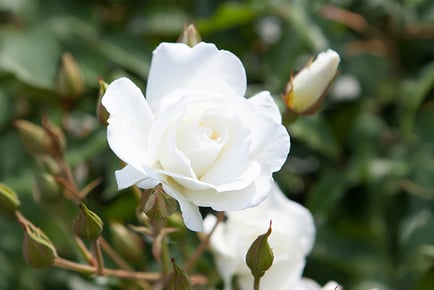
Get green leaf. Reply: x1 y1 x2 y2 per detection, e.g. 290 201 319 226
197 3 259 34
306 169 347 214
0 27 61 89
289 114 340 159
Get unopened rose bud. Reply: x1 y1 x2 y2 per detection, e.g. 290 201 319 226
22 223 57 268
283 49 340 115
36 155 61 176
33 173 62 204
166 258 192 290
74 202 103 241
143 184 178 220
178 24 201 47
42 118 66 156
15 120 52 156
97 78 109 126
0 183 20 214
56 52 85 100
15 119 66 157
245 221 274 279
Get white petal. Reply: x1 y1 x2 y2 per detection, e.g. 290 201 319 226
227 183 316 256
159 118 197 179
115 164 160 190
161 183 203 231
248 91 282 123
159 161 260 193
294 279 322 290
146 42 246 112
294 279 341 290
248 91 290 172
102 77 154 168
237 260 305 290
184 171 270 211
200 113 253 185
115 165 144 189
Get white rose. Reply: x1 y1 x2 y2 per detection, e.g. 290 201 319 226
102 42 290 231
283 49 340 115
204 183 315 290
294 278 341 290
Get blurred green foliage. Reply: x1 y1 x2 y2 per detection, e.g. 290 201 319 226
0 0 433 289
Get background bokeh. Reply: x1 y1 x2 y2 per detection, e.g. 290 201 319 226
0 0 433 289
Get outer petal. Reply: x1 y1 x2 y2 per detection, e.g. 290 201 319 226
146 42 246 112
184 172 271 211
294 279 341 290
228 183 316 255
248 90 282 123
115 165 160 190
102 77 154 169
237 260 305 290
162 182 203 231
203 215 239 290
247 91 290 172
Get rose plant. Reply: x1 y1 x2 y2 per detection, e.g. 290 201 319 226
102 42 290 231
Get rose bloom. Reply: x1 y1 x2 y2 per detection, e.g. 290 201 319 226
204 183 316 290
102 42 290 231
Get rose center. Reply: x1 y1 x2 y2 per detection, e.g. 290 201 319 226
176 112 228 179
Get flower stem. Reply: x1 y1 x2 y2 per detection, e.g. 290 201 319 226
74 236 94 265
53 257 160 280
253 277 261 290
99 237 132 270
92 238 104 275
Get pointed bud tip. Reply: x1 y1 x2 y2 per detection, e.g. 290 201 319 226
97 78 109 126
167 257 192 290
178 24 202 47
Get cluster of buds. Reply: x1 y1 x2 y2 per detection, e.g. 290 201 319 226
283 49 340 115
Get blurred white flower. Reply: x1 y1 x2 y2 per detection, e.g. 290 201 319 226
256 16 282 44
294 278 342 290
102 42 290 231
283 49 340 115
204 183 315 290
331 75 360 101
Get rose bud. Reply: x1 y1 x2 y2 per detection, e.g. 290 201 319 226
22 223 57 268
0 183 20 214
74 202 103 241
97 78 109 126
245 221 274 280
283 49 340 115
178 24 201 47
56 52 85 100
